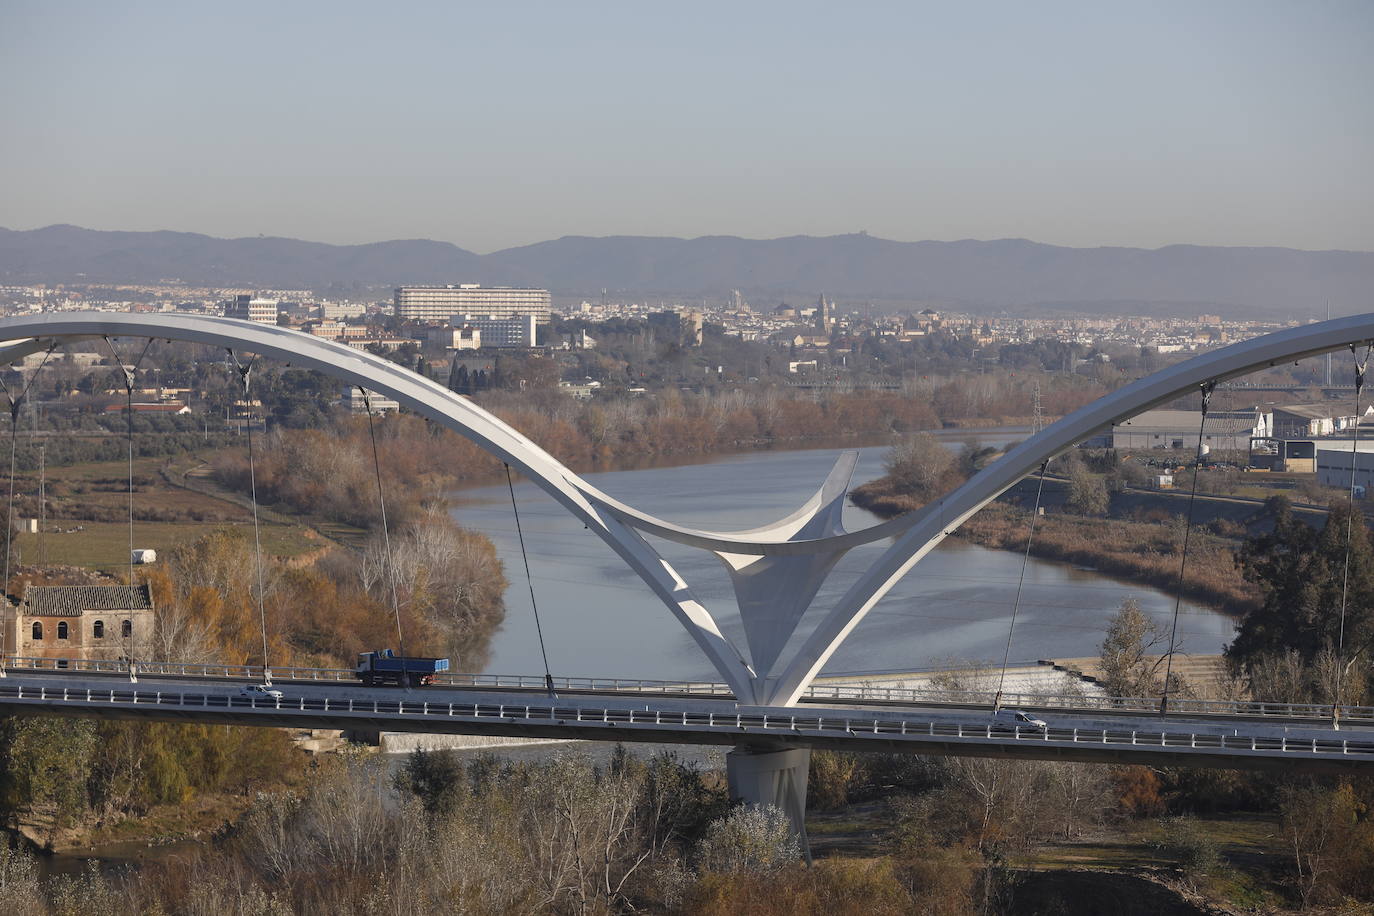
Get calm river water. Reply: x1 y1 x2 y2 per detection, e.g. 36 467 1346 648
451 435 1236 681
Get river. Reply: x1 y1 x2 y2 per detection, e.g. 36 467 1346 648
451 435 1236 681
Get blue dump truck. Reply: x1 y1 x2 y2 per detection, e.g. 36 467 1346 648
354 649 451 687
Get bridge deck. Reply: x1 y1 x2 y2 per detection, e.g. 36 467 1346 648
1 671 1370 774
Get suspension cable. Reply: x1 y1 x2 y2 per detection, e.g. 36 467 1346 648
1333 343 1372 728
1160 380 1215 716
101 336 154 589
505 462 555 697
359 387 409 688
994 457 1052 711
229 350 272 683
0 344 56 675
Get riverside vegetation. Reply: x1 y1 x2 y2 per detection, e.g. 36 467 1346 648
850 434 1280 614
0 419 508 853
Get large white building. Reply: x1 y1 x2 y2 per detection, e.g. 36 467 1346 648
223 295 279 324
394 285 551 324
341 388 400 414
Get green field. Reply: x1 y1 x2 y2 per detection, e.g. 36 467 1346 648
6 450 355 574
14 520 325 573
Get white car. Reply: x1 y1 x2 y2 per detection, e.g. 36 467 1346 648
238 684 284 701
992 709 1048 731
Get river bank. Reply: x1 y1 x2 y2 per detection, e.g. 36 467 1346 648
849 477 1256 618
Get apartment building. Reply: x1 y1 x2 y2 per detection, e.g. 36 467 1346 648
223 294 280 324
394 285 551 324
456 315 537 348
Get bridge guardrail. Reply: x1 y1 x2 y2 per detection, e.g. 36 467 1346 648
1 682 1371 761
0 657 736 694
5 657 1371 723
799 683 1374 721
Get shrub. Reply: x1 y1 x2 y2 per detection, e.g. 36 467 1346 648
808 751 860 811
694 804 799 875
0 847 44 916
1154 815 1221 887
686 859 915 916
1112 766 1165 818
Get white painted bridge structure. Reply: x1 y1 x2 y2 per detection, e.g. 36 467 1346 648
2 661 1371 774
3 311 1374 839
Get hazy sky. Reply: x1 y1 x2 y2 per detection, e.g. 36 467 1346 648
2 1 1370 252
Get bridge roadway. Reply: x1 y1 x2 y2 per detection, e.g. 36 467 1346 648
2 667 1371 774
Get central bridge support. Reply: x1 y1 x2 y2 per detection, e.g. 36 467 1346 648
726 745 812 860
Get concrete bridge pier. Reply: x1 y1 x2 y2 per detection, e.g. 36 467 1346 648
726 745 812 860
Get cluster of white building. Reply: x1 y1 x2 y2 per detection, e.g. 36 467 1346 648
1108 403 1374 497
392 285 549 349
214 285 552 351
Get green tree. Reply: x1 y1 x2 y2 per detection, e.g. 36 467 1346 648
1230 498 1374 671
0 716 98 836
1065 466 1109 516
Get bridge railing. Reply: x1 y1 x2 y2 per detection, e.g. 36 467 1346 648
6 656 1372 722
2 656 358 682
799 682 1374 721
0 657 735 694
1 681 1371 761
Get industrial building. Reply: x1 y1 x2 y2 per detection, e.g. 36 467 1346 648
1111 408 1270 451
1316 443 1374 494
1271 403 1364 438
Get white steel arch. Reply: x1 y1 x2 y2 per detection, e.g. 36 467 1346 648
0 314 766 694
2 311 1373 705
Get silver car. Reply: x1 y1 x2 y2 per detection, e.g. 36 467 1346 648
992 709 1047 730
238 683 284 701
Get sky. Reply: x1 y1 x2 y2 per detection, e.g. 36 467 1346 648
1 1 1371 253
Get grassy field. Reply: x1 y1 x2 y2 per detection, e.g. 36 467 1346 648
7 450 349 574
1019 813 1286 910
13 519 324 573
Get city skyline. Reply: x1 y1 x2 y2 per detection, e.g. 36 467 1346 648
2 1 1371 253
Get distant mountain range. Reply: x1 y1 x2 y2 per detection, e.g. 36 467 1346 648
2 224 1371 318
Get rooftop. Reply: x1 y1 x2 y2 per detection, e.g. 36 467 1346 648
20 584 153 616
1273 403 1353 420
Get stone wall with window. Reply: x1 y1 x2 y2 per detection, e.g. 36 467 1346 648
2 584 154 662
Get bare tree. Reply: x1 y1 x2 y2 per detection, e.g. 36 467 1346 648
1280 783 1359 908
1098 599 1170 698
1042 762 1112 840
884 432 957 502
149 594 218 663
1247 649 1312 704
